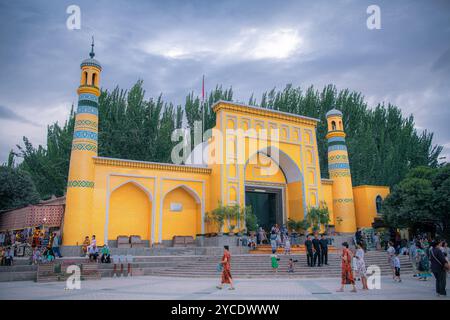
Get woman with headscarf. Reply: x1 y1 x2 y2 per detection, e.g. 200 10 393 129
337 242 357 292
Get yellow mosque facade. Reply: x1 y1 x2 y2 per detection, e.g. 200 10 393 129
62 49 389 246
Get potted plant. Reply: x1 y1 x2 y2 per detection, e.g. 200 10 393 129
204 202 227 235
307 202 330 233
244 206 258 236
229 225 236 236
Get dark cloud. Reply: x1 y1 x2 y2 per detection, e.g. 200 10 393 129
0 105 39 126
0 0 449 162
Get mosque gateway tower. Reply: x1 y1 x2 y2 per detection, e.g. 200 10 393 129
62 45 390 246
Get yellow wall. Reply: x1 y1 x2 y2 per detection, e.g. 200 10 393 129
321 180 334 225
108 182 152 240
162 187 200 240
85 159 211 246
353 185 390 228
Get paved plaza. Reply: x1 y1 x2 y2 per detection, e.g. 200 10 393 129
0 275 447 300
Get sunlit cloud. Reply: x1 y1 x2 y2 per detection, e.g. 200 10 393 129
140 27 305 62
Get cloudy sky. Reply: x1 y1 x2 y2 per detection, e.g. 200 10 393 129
0 0 449 163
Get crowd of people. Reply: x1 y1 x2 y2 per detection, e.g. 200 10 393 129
339 234 449 296
0 228 63 266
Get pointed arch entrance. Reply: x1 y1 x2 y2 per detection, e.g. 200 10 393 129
244 146 306 230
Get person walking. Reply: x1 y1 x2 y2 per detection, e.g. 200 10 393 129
416 242 432 281
373 232 381 251
217 245 234 290
304 235 314 267
409 240 418 276
429 240 448 297
319 234 329 265
284 238 291 255
312 234 322 267
337 242 357 293
51 232 63 258
270 230 277 253
271 252 280 273
355 243 368 289
393 252 402 282
386 241 396 279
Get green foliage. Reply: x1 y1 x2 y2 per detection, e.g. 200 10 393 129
307 202 330 231
14 107 75 199
383 165 450 241
204 202 227 233
287 218 310 234
0 166 40 210
244 206 258 232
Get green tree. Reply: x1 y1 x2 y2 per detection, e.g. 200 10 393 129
0 166 40 210
383 165 450 241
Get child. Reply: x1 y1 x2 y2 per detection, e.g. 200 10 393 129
393 253 401 282
288 258 298 273
271 252 280 273
32 247 42 265
284 238 291 255
4 247 14 266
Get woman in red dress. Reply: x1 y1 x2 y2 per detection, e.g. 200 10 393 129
217 245 235 290
337 242 357 292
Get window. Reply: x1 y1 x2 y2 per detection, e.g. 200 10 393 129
83 71 88 85
331 121 336 131
375 195 382 214
92 73 97 86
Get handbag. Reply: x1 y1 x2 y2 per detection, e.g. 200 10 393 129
430 247 450 271
216 263 223 272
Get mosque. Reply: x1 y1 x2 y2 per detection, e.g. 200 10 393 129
62 46 390 246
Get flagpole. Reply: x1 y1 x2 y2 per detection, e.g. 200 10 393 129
201 75 205 141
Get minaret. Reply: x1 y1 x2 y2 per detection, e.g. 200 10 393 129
326 108 356 233
63 39 101 245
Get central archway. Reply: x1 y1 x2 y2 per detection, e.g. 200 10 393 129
244 146 306 230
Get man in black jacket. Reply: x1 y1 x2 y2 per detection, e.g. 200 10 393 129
312 234 322 267
429 240 448 296
319 234 329 265
304 235 314 267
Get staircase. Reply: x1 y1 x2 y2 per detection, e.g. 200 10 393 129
249 244 339 254
0 250 414 281
98 250 414 279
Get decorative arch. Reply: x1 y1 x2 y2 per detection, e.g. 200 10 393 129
161 184 202 241
245 146 302 183
83 71 88 85
244 145 307 222
375 195 383 214
111 180 153 201
162 184 201 204
106 180 153 245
